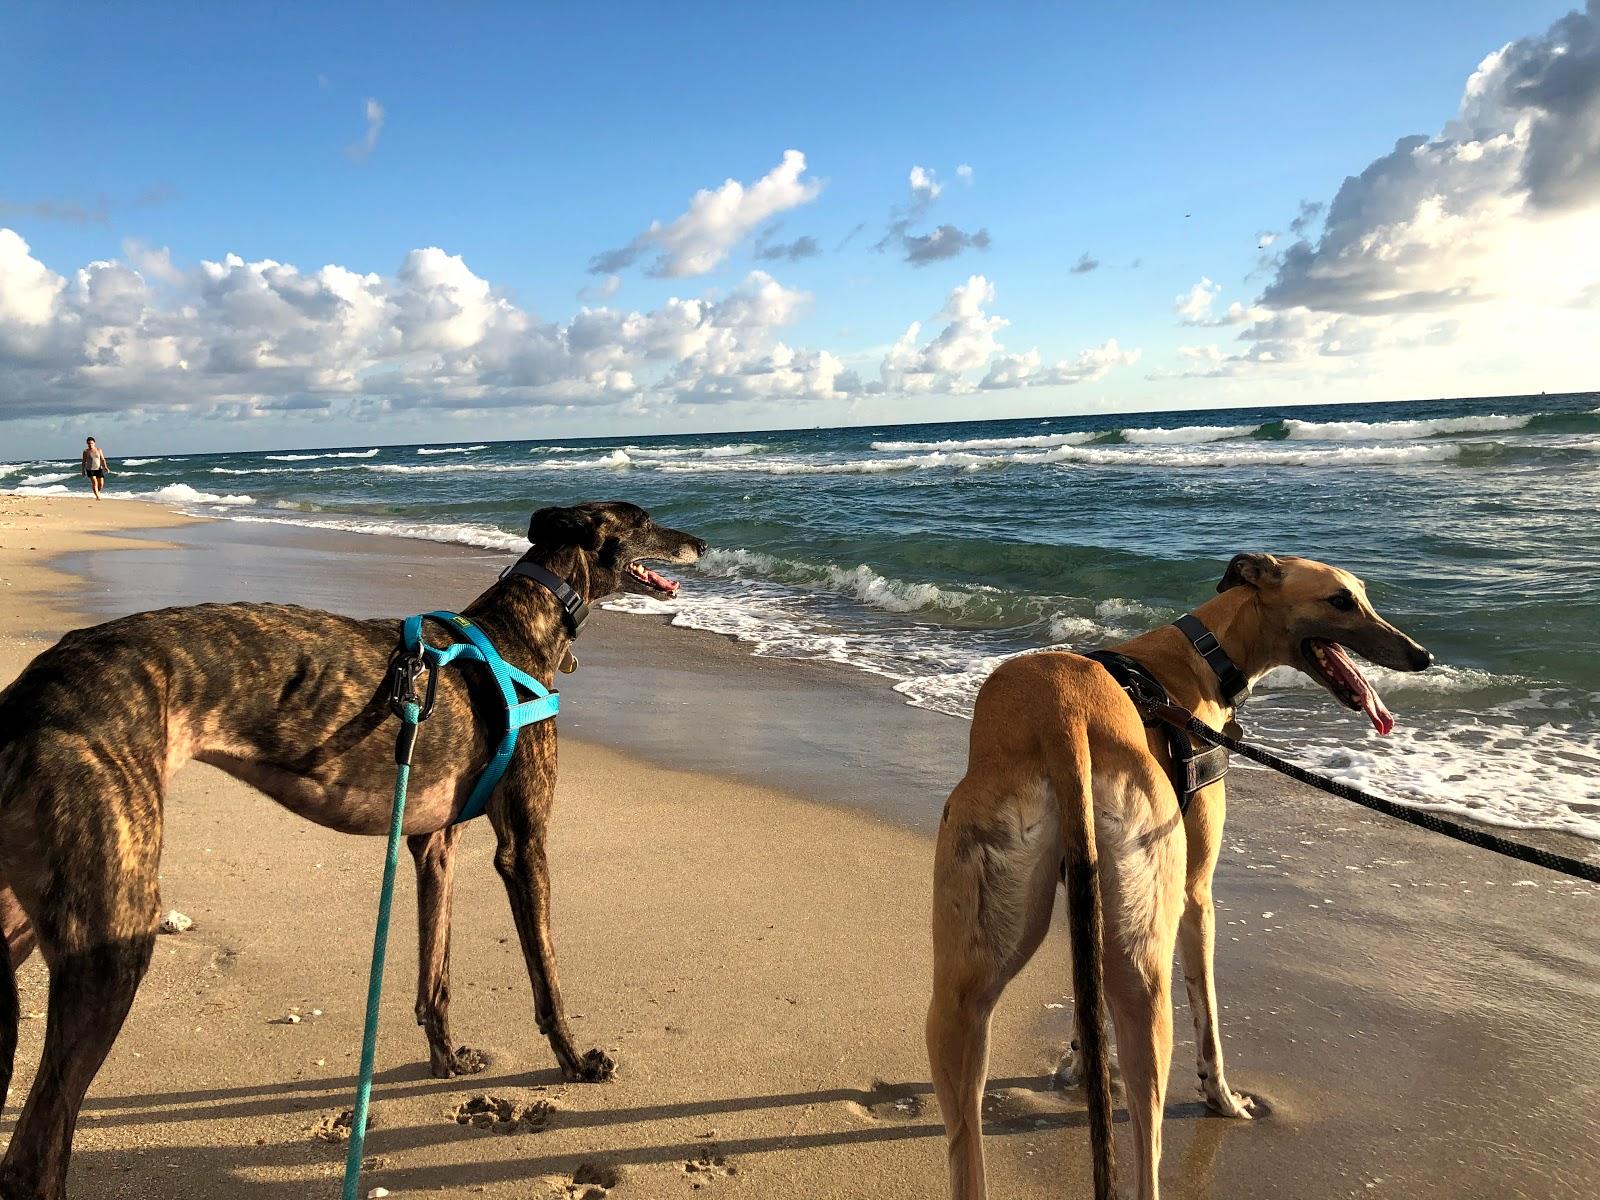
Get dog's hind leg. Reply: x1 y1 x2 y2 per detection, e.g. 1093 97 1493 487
1 936 155 1200
1175 786 1254 1118
0 772 161 1199
927 780 1061 1200
0 884 36 1116
1097 771 1186 1200
490 744 614 1083
410 826 483 1078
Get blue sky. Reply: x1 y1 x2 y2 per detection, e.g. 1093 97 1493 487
3 1 1596 456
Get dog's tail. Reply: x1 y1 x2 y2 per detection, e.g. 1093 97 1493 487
1049 725 1116 1200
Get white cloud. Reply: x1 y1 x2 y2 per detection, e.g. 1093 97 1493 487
956 163 974 183
0 229 871 419
0 231 1135 423
880 275 1006 393
1169 4 1600 391
579 273 621 302
909 165 943 203
1262 4 1600 316
0 228 63 335
590 150 823 278
1175 277 1257 327
345 97 385 162
122 238 185 284
878 275 1138 395
981 339 1140 390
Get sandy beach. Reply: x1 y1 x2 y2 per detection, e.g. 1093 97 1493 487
2 493 1598 1200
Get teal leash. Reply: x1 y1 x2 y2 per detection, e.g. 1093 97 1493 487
338 610 563 1198
341 686 423 1199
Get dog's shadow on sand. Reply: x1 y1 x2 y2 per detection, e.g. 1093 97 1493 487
31 1066 1239 1198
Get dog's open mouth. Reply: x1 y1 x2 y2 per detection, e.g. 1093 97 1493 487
626 561 680 597
1304 638 1394 735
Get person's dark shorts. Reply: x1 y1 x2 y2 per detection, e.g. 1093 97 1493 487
87 469 106 479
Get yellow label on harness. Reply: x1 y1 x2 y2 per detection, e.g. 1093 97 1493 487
452 615 471 628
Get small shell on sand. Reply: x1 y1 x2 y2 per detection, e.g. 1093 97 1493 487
158 910 193 934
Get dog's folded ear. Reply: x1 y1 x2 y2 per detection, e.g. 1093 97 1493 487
528 505 603 551
1217 552 1283 593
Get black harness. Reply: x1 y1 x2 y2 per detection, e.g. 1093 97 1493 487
500 551 591 638
1084 613 1245 812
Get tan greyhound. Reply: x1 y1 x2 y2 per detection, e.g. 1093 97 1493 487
927 553 1433 1200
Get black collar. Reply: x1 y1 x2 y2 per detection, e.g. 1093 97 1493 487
1172 612 1249 709
500 551 590 638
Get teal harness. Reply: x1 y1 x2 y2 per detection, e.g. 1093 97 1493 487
394 611 560 823
341 598 570 1199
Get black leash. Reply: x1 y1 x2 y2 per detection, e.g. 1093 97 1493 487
1143 699 1600 886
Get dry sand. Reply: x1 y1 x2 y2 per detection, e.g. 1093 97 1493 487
2 493 1598 1199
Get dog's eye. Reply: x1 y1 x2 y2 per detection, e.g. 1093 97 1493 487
1326 592 1356 612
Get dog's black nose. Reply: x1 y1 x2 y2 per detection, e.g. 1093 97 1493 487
692 538 709 556
1409 644 1434 671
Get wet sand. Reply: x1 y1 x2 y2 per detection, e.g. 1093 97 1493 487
3 493 1599 1199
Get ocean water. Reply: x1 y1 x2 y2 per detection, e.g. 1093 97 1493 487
7 392 1600 842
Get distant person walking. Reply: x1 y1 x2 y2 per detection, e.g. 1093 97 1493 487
80 436 110 500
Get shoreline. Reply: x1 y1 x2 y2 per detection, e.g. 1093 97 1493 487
53 499 1600 862
4 494 1599 1198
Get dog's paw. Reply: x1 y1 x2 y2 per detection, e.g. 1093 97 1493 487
1200 1077 1257 1119
1053 1045 1085 1089
1053 1042 1123 1096
567 1047 616 1083
449 1046 490 1076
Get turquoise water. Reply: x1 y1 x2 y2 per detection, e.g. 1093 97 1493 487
7 390 1599 840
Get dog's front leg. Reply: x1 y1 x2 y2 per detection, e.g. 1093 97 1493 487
409 826 486 1078
489 754 615 1083
1178 784 1254 1119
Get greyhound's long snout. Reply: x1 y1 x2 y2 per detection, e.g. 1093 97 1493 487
1382 626 1433 672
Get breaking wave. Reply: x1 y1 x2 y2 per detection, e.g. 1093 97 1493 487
135 483 257 506
265 448 380 461
871 432 1096 452
1279 414 1532 440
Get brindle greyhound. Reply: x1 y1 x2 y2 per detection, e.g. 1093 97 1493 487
0 500 706 1200
927 553 1433 1200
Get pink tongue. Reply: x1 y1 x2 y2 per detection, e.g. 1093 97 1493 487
1361 691 1395 737
1325 642 1394 736
641 566 678 594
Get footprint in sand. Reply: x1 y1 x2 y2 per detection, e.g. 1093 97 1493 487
682 1147 736 1189
554 1162 623 1199
847 1079 927 1123
450 1093 557 1134
311 1107 374 1143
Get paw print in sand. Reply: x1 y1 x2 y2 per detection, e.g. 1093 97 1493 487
450 1093 556 1134
311 1107 374 1143
849 1079 926 1123
683 1147 737 1189
563 1162 623 1199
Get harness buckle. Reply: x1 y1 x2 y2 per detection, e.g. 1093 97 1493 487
1190 629 1221 655
387 651 439 722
